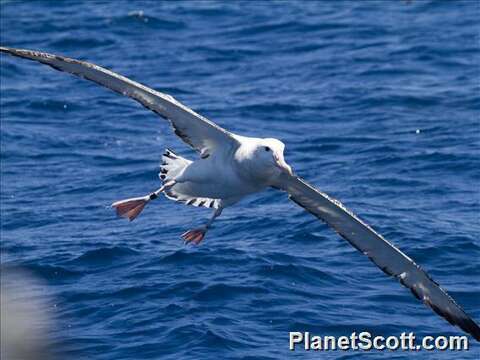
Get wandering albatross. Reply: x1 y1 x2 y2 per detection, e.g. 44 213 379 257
1 47 479 341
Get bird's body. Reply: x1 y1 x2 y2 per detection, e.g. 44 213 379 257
1 46 479 341
169 149 244 202
161 135 289 210
170 145 256 202
173 157 260 204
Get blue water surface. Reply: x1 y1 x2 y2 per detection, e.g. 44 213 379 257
1 1 479 359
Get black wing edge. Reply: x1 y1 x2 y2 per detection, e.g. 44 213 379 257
288 195 480 342
0 46 168 117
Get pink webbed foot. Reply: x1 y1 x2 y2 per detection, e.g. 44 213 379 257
181 228 207 245
111 196 149 221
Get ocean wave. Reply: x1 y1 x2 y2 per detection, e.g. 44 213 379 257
66 246 139 266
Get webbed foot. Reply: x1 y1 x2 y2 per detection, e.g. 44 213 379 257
181 228 206 245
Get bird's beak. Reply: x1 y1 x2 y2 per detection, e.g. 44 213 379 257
274 154 293 176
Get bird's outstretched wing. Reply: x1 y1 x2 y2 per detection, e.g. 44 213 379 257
274 173 480 341
0 47 238 157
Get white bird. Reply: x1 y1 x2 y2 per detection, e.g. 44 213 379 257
1 47 479 341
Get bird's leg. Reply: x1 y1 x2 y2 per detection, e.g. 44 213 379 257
112 180 176 221
182 207 223 245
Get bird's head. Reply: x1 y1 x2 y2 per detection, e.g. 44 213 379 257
250 138 293 180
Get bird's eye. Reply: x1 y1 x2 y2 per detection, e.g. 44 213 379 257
264 146 270 152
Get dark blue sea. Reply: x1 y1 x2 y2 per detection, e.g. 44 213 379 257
1 1 479 359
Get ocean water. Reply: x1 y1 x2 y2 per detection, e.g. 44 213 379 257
1 0 479 359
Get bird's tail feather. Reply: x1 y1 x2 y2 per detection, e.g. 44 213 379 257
159 148 190 183
111 196 149 221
